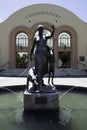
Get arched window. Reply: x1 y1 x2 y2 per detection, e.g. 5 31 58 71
58 32 71 47
16 33 28 48
34 30 53 47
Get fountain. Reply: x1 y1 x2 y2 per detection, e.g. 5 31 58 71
0 24 87 130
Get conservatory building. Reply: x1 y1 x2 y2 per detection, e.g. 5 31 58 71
0 4 87 69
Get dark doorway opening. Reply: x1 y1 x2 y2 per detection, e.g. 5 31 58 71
16 52 28 68
59 52 71 68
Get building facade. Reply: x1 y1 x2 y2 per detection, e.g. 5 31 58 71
0 4 87 69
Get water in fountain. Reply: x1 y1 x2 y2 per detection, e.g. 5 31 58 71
0 87 87 130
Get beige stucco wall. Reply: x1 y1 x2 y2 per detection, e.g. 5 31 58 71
0 4 87 69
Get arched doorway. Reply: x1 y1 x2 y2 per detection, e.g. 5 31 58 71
9 26 30 68
55 25 78 68
58 32 71 68
16 32 29 68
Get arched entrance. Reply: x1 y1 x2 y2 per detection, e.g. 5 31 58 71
54 25 78 68
16 32 29 68
58 32 71 68
9 26 30 68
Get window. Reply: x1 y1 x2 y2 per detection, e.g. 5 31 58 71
16 33 28 48
58 32 71 47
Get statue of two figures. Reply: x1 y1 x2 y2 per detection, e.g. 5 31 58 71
26 24 55 92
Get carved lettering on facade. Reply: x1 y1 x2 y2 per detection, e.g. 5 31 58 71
26 11 61 19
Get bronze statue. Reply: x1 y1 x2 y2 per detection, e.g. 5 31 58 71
30 24 55 91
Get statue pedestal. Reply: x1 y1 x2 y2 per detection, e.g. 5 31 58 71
24 85 59 111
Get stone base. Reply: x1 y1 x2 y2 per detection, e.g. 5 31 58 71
24 85 59 111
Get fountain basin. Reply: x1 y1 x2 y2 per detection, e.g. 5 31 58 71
0 84 87 130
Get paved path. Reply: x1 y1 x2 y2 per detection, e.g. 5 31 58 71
0 68 87 77
0 77 87 88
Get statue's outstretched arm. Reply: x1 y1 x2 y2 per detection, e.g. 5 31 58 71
46 24 55 39
30 38 36 60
